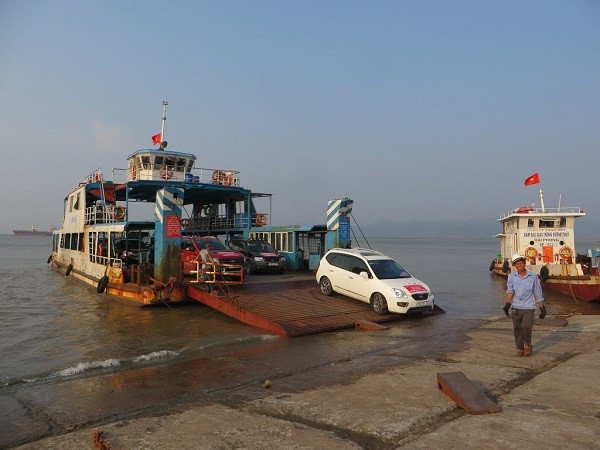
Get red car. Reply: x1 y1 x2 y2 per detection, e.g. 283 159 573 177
181 236 245 281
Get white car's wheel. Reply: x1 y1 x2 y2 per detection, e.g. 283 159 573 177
319 277 333 296
371 293 388 315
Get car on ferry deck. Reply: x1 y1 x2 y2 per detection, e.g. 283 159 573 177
181 236 245 280
230 239 287 275
316 248 435 315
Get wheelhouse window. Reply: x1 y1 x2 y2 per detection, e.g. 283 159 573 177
539 219 555 228
140 155 150 169
176 158 187 172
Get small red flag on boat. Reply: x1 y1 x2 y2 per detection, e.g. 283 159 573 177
524 172 540 186
151 133 162 145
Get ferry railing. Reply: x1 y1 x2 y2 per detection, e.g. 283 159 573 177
499 207 583 220
182 214 252 230
85 205 124 225
112 166 241 186
190 261 244 285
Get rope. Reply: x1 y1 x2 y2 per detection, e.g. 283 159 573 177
93 430 110 450
349 212 371 249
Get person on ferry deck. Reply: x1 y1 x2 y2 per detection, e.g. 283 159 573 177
197 243 213 293
503 254 546 357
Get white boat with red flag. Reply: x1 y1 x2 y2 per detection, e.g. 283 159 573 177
490 172 600 302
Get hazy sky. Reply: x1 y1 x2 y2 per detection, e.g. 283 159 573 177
1 1 599 233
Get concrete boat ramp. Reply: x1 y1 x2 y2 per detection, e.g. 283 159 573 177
185 273 444 336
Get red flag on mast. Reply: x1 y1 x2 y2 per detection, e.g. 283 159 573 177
524 172 540 186
151 133 162 145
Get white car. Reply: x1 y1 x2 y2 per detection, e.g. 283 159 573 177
316 248 435 315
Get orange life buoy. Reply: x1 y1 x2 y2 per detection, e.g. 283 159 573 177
114 206 126 220
211 170 221 183
159 165 174 180
255 214 267 226
524 247 538 259
131 166 137 180
559 246 573 260
224 174 233 186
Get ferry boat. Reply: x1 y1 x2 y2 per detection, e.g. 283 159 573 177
490 189 600 302
49 103 264 305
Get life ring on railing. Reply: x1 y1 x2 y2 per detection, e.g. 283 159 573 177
255 214 267 226
559 246 573 261
131 166 137 180
224 174 233 186
159 165 174 180
211 170 221 183
524 247 538 259
114 206 126 220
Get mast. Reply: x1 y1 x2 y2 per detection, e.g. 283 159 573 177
539 188 545 212
159 100 168 150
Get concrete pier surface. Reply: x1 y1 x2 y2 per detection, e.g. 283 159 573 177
9 314 600 449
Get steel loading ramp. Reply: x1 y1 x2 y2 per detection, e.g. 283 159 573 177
187 276 444 337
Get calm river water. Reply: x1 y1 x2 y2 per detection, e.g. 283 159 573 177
1 235 598 388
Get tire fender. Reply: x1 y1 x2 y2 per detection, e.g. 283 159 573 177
65 264 73 276
97 275 109 293
502 260 509 274
539 265 549 282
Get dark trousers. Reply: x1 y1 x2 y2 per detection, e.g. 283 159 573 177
511 308 535 350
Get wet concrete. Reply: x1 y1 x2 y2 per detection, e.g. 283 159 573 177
5 309 600 448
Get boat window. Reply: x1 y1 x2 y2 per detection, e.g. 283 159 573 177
539 219 555 228
164 157 175 168
176 158 186 172
187 159 195 170
70 233 78 250
528 219 534 227
140 155 150 169
154 155 164 166
559 217 566 227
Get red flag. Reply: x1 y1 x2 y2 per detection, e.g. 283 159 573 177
524 172 540 186
151 133 162 145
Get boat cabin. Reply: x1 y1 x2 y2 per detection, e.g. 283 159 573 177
127 149 196 182
496 206 585 265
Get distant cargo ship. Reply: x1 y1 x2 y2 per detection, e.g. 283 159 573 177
13 226 54 237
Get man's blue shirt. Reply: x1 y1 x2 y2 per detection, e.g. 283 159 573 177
507 271 544 309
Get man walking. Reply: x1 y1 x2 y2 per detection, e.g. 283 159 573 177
503 254 546 357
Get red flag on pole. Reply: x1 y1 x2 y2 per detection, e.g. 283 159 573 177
524 172 540 186
151 133 162 145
